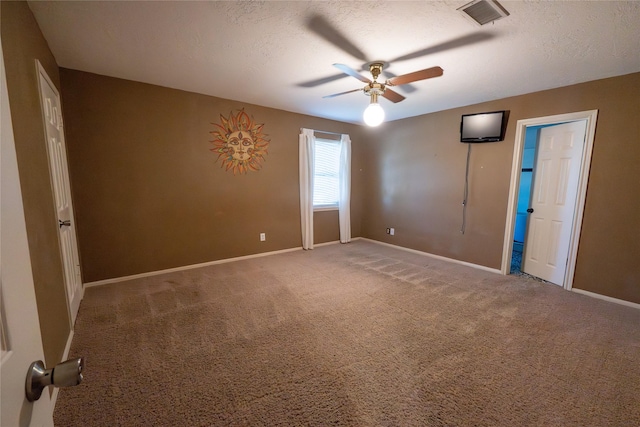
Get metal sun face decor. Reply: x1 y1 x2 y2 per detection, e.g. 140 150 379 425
210 109 270 174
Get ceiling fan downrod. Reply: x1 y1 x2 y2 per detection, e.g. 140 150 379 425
369 62 384 81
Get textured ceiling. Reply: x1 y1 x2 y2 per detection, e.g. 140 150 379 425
28 1 640 125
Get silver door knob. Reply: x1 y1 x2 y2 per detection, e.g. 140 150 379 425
25 357 84 402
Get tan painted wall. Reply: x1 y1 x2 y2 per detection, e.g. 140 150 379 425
59 69 364 282
363 72 640 304
62 69 640 304
1 1 70 366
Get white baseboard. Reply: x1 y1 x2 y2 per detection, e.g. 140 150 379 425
62 329 74 360
571 288 640 310
84 238 365 288
363 239 640 309
49 329 75 415
360 238 502 275
82 238 638 310
314 240 341 247
84 246 304 287
314 238 361 248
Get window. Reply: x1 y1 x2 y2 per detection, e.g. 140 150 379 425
313 138 341 210
299 128 351 249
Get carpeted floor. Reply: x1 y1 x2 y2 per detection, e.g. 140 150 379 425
54 240 640 426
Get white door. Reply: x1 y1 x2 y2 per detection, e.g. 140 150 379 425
1 44 54 426
522 120 587 285
36 62 83 324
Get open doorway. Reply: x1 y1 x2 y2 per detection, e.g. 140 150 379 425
501 110 598 290
510 123 560 275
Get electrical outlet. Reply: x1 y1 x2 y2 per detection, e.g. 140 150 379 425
260 233 266 241
390 228 395 236
386 228 390 234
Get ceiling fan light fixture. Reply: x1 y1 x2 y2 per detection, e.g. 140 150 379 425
363 93 385 127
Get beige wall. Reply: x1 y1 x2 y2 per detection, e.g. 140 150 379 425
1 1 70 366
363 72 640 304
61 69 640 304
59 69 364 282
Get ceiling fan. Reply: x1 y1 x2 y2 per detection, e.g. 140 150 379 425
299 13 494 90
302 13 493 126
324 61 444 126
324 61 444 103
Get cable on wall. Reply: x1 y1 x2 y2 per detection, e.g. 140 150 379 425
461 143 471 234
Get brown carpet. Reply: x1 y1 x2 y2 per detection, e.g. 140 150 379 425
54 240 640 426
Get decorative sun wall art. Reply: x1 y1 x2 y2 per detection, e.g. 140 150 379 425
209 109 270 175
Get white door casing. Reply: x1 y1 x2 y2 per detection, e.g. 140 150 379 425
1 43 55 427
501 110 598 290
522 121 587 285
36 61 83 324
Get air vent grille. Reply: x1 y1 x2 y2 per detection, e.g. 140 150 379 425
458 0 509 26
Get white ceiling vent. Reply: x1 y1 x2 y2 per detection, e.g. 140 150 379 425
458 0 509 26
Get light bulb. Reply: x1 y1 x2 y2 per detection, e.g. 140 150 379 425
363 102 385 127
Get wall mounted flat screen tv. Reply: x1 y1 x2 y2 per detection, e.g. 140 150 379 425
460 110 507 143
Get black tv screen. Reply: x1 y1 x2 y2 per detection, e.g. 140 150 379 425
460 110 506 143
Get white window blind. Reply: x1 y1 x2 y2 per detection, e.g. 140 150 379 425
313 138 341 209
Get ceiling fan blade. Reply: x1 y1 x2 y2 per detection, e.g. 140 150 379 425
390 32 495 63
333 63 371 84
323 88 363 99
297 73 347 88
386 66 443 87
381 88 405 103
306 14 368 62
382 70 417 94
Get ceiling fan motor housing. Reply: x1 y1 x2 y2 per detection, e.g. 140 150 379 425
364 63 387 98
364 82 385 97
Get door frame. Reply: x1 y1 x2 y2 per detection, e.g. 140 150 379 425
500 110 598 290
